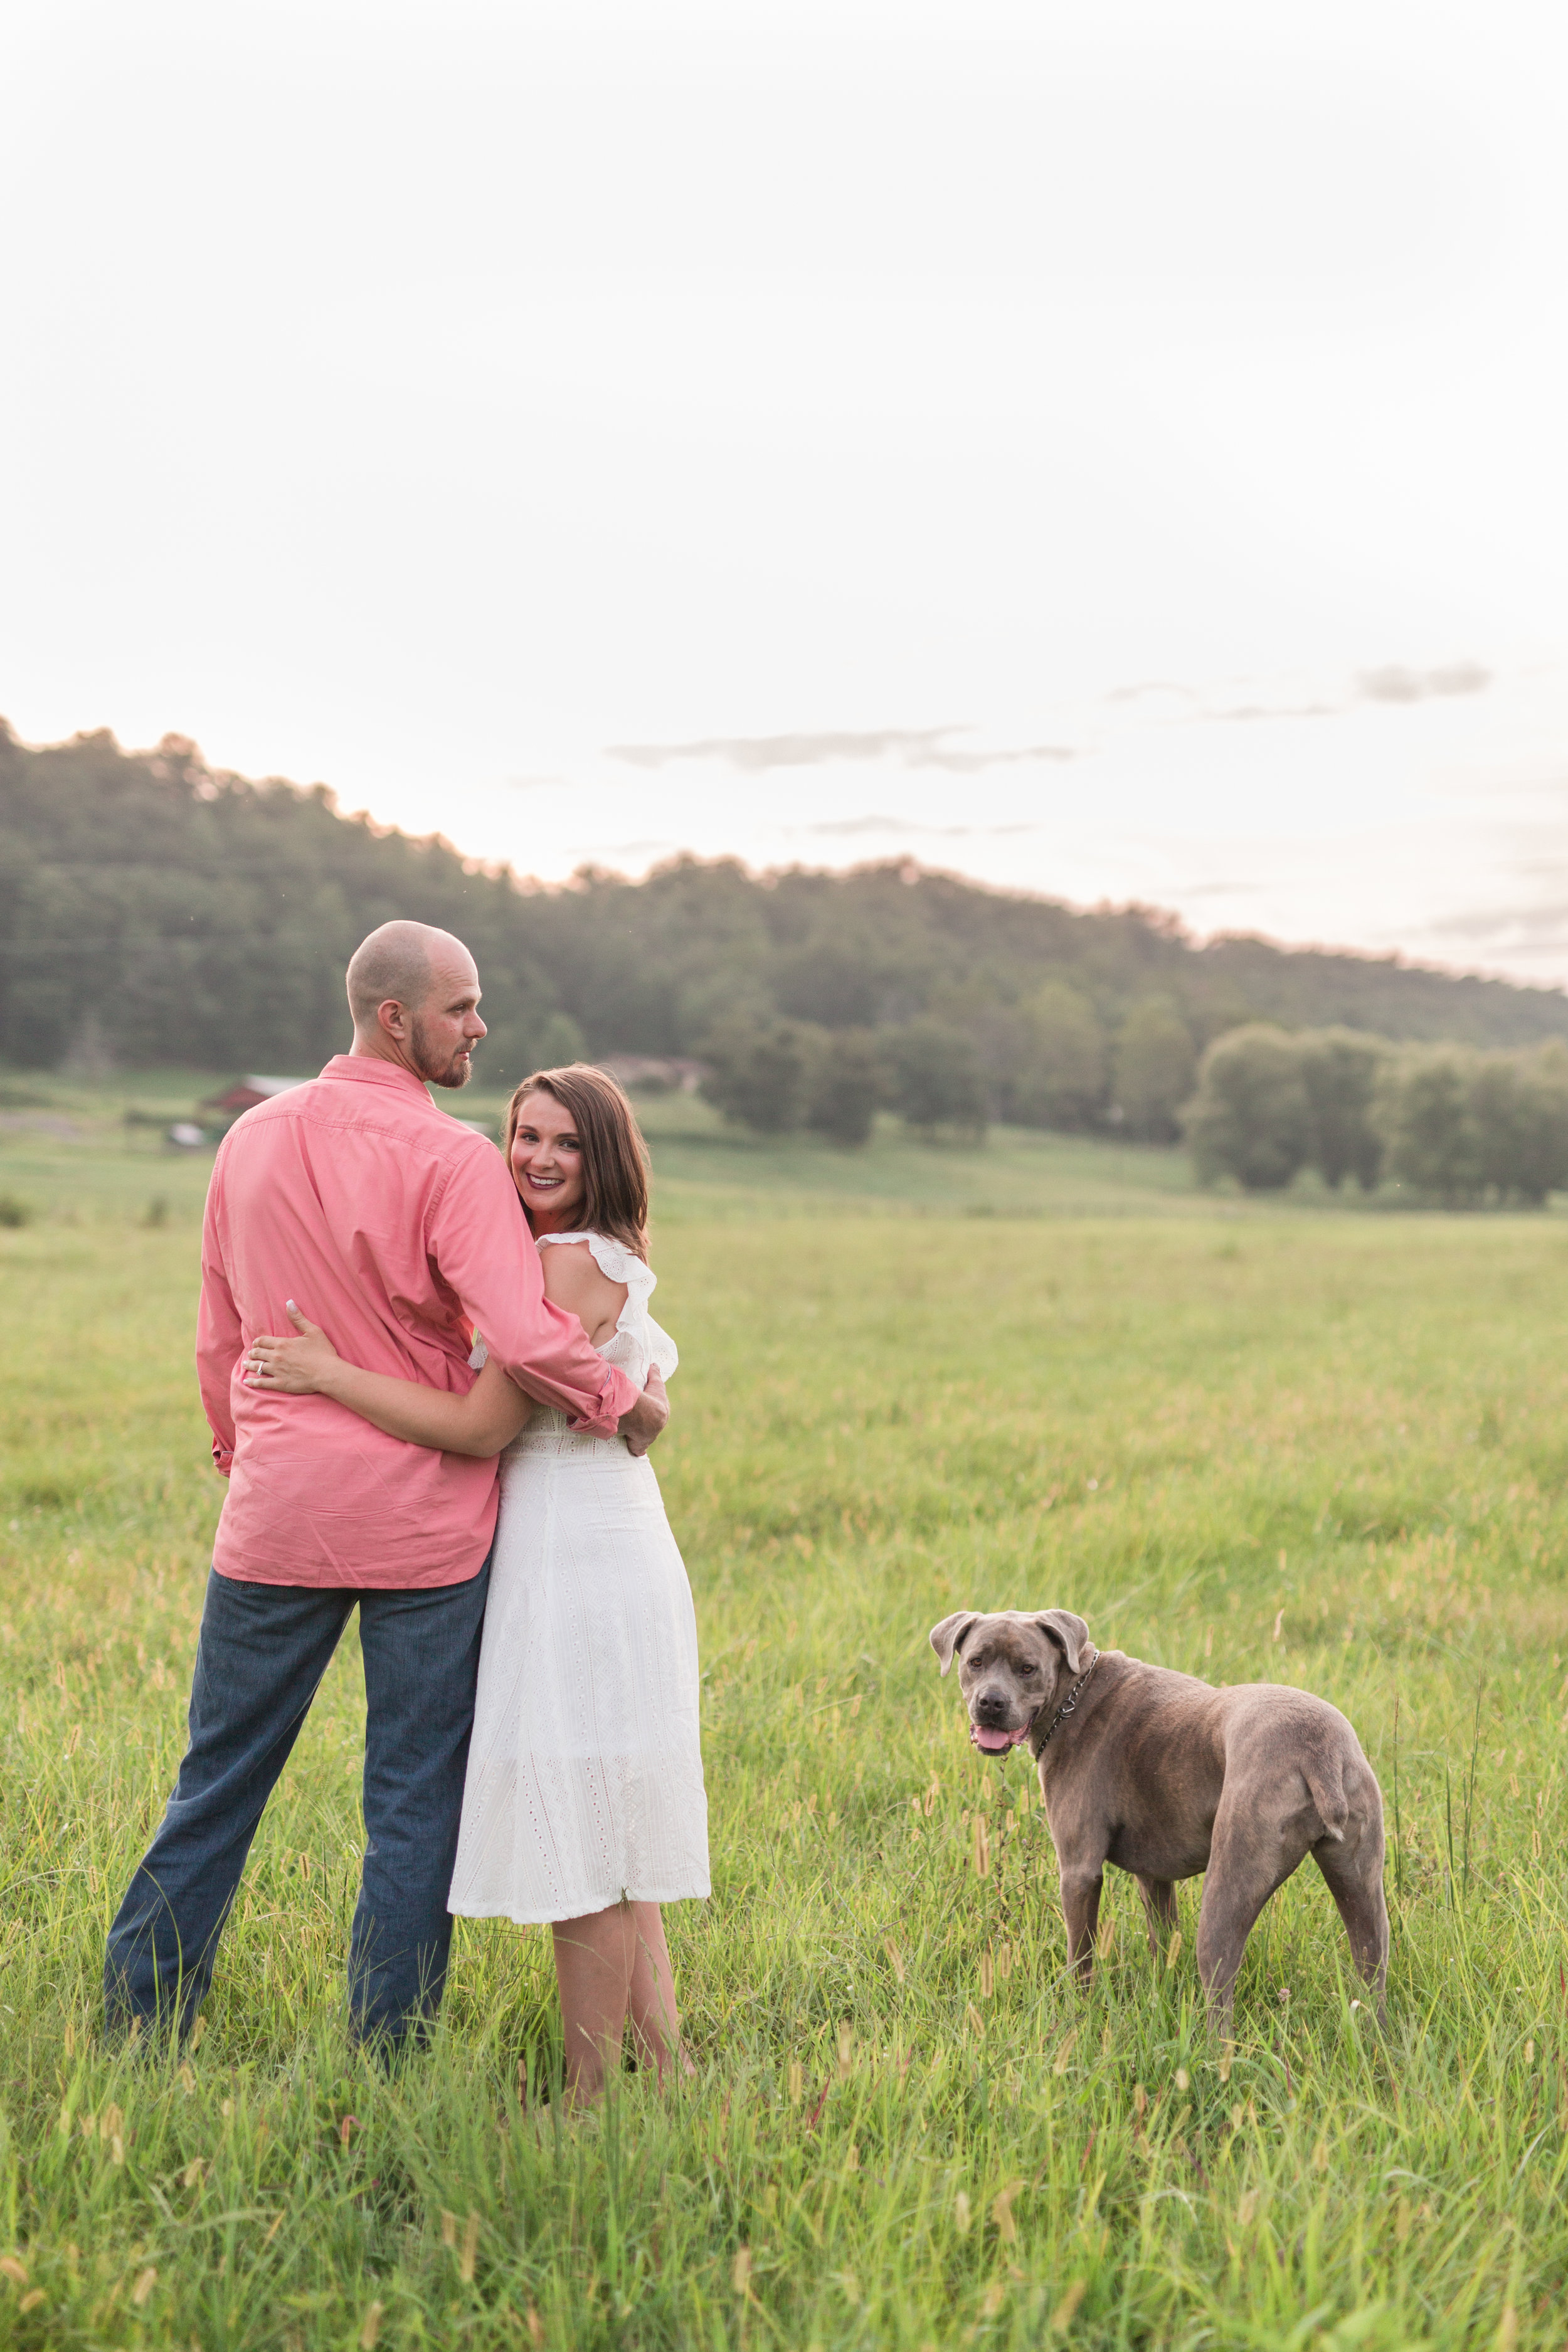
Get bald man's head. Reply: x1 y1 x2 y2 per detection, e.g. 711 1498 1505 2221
346 921 443 1027
346 921 485 1088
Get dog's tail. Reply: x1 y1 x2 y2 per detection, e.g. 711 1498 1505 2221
1303 1754 1348 1843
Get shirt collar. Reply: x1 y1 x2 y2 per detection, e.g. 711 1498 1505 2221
319 1054 435 1101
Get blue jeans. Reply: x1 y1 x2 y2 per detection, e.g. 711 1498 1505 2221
104 1559 490 2048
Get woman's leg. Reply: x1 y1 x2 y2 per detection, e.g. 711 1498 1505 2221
626 1903 693 2081
551 1905 637 2100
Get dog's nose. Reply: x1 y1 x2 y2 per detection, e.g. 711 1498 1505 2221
974 1690 1009 1725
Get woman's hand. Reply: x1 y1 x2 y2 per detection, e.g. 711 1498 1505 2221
618 1365 669 1456
245 1302 344 1396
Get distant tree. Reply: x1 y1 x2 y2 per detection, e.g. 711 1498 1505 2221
773 934 879 1028
1467 1056 1522 1201
806 1029 881 1147
59 1011 117 1080
1463 1045 1568 1204
1298 1029 1389 1190
1496 1042 1568 1203
1015 982 1106 1130
958 1002 1026 1123
1111 1000 1196 1142
538 1012 588 1071
1374 1048 1486 1204
479 1009 586 1089
1372 1041 1568 1205
884 1018 988 1139
1183 1025 1312 1190
699 1015 815 1132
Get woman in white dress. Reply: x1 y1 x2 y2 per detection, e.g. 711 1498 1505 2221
243 1065 709 2099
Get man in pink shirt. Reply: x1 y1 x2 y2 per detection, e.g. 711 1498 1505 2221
105 921 668 2051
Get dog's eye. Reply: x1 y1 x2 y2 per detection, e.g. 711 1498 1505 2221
1020 1663 1039 1676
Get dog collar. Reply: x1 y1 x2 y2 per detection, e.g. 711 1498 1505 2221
1034 1647 1100 1754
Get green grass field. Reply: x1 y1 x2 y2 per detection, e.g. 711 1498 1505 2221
4 1084 1568 2347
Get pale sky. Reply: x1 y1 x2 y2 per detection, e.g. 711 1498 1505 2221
7 1 1568 982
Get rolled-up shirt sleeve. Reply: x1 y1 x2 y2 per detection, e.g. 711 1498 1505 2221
196 1160 242 1475
432 1145 640 1436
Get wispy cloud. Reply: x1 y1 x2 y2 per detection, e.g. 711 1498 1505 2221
607 726 1079 772
1202 662 1490 725
1357 662 1491 704
1104 682 1196 709
1423 898 1568 947
797 812 915 836
1208 699 1340 723
567 836 686 861
607 662 1496 776
793 814 1042 840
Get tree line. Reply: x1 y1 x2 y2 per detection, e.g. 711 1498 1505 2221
696 996 1197 1145
7 724 1568 1131
1185 1025 1568 1204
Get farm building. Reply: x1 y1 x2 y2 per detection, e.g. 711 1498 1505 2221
201 1075 309 1115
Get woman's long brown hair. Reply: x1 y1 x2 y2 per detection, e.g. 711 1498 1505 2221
502 1064 651 1261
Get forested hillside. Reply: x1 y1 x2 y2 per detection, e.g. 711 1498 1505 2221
6 723 1568 1118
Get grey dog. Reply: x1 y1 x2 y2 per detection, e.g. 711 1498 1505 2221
930 1607 1388 2033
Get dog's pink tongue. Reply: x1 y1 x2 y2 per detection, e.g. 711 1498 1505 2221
972 1726 1019 1752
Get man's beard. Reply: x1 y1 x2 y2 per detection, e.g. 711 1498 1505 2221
410 1015 474 1089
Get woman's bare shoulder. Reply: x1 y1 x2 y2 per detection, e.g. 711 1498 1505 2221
538 1237 627 1308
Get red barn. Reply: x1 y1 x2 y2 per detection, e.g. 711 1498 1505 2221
202 1075 307 1115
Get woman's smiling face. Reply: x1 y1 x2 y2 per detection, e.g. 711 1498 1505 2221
509 1089 587 1229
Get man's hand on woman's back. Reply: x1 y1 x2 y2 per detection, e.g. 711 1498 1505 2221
618 1367 669 1458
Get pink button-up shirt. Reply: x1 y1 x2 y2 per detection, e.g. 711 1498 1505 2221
197 1055 640 1588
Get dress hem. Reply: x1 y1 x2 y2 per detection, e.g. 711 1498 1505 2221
449 1883 711 1925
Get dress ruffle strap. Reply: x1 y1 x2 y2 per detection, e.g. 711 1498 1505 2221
534 1231 677 1382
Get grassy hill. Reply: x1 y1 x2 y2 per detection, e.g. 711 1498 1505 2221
8 721 1568 1097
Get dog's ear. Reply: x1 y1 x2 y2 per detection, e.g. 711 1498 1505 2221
930 1611 982 1675
1036 1609 1091 1672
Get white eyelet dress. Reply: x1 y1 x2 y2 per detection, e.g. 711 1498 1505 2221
447 1232 710 1924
